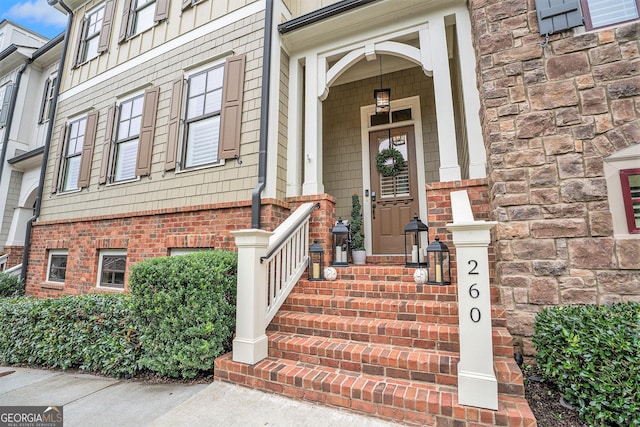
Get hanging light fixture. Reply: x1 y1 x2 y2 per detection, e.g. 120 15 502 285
374 56 391 114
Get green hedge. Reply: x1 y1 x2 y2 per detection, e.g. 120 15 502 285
0 294 139 377
128 251 237 378
0 272 23 297
533 303 640 426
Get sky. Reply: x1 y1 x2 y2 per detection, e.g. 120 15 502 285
1 0 67 39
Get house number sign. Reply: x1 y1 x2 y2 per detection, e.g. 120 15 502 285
467 260 481 323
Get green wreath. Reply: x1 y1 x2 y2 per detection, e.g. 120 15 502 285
376 147 406 177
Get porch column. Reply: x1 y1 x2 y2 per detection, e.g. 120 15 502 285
429 16 461 182
455 7 486 179
286 57 304 197
302 54 324 195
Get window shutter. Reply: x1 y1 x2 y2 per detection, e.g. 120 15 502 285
51 125 67 194
165 77 184 171
0 83 14 127
119 0 133 43
99 105 116 184
78 111 99 188
136 86 160 177
155 0 170 21
38 79 51 124
219 54 246 160
72 18 87 67
97 0 116 53
535 0 582 35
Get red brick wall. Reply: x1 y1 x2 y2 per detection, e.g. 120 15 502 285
1 246 24 270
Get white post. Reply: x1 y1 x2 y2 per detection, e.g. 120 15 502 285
447 191 498 410
302 54 324 195
231 229 272 365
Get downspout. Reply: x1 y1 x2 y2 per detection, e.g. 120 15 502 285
20 0 73 282
250 0 274 229
0 57 29 187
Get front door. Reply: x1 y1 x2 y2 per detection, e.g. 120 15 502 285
369 125 419 254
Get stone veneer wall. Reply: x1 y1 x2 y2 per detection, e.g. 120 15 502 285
469 1 640 355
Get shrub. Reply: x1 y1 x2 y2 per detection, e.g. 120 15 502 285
128 251 237 378
0 294 139 377
0 272 23 297
533 303 640 426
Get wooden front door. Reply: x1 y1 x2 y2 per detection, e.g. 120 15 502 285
369 126 419 254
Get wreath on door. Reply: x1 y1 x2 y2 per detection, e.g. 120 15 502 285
375 147 406 177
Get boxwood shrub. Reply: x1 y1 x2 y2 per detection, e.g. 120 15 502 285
0 294 139 377
533 302 640 426
128 250 237 378
0 272 23 297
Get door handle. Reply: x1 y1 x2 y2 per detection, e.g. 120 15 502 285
371 191 376 219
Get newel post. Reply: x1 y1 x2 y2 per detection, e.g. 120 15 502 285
446 190 498 410
231 229 273 364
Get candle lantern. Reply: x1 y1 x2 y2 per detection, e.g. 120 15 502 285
308 239 324 281
404 213 429 268
426 236 451 285
331 217 349 266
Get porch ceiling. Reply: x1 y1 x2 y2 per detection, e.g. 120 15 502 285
279 0 461 52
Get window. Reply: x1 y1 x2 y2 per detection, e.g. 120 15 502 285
621 168 640 233
119 0 168 42
581 0 640 29
98 250 126 289
51 111 99 193
39 77 56 124
164 55 246 172
47 250 68 283
99 87 159 184
73 0 115 67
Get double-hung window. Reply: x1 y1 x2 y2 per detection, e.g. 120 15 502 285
47 250 68 283
164 55 246 172
119 0 168 42
39 76 56 124
621 168 640 234
581 0 640 29
51 112 99 193
99 87 159 184
184 65 224 168
73 0 115 66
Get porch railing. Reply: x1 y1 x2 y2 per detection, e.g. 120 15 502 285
0 254 7 271
231 202 319 364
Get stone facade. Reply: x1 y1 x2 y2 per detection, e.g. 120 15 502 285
470 0 640 355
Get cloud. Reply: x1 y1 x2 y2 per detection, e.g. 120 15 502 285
5 0 67 29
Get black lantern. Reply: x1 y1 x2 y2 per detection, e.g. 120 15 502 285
426 236 451 285
308 239 324 281
374 56 391 114
404 214 428 268
331 217 349 266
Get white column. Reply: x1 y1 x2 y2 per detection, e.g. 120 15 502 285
455 8 486 179
231 229 272 365
447 190 498 410
286 58 304 197
5 207 34 246
429 16 461 182
302 54 324 195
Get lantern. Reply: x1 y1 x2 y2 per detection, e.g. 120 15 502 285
404 214 428 268
426 236 451 285
332 217 349 266
308 239 324 281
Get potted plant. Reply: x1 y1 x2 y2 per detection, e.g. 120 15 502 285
350 193 366 265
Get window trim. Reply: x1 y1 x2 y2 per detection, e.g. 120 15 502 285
112 93 145 183
46 249 68 283
620 168 640 234
97 249 127 290
60 116 87 193
580 0 640 30
38 76 56 124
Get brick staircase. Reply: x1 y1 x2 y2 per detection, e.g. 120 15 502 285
214 265 536 426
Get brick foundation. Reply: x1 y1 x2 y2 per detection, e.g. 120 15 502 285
1 246 24 270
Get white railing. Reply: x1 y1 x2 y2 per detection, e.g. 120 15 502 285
0 254 7 271
231 202 319 364
261 202 318 323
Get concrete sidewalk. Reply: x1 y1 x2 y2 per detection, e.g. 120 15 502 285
0 367 398 426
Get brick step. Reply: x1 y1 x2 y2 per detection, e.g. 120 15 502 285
280 293 507 326
294 279 458 301
214 353 536 426
268 312 514 357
